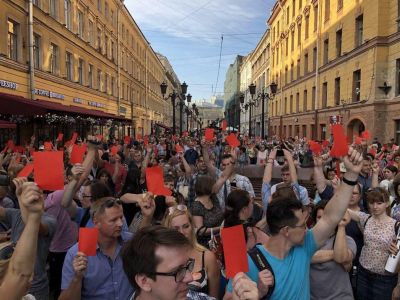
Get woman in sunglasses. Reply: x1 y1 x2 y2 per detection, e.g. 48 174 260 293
348 187 400 300
163 205 220 299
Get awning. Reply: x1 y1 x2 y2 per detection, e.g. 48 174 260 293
0 120 16 129
0 92 127 121
154 122 171 130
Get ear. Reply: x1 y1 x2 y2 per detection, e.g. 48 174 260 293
135 274 152 292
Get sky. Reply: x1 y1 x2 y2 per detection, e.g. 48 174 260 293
125 0 276 102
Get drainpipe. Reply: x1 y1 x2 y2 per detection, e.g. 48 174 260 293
117 5 121 116
314 2 321 139
28 0 35 100
145 47 148 135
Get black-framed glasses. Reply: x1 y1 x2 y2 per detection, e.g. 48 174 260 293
150 258 195 282
0 243 14 260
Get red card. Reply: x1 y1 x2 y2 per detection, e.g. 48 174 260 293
330 124 349 158
205 128 214 141
361 130 370 140
78 228 98 256
110 145 118 155
369 148 377 156
17 163 34 178
136 134 142 141
175 144 184 153
33 151 64 191
14 154 21 164
222 120 227 131
70 132 78 144
124 136 131 145
44 142 53 151
354 136 363 145
221 225 249 278
14 146 25 154
96 134 103 141
56 133 64 142
226 133 240 148
309 141 322 155
145 166 172 196
70 144 87 164
144 136 149 146
322 140 330 148
7 140 15 152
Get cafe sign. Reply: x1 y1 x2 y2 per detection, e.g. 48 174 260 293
0 80 17 90
34 88 65 100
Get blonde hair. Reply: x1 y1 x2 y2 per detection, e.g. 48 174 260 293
163 208 207 252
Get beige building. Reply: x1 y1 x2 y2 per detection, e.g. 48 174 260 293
239 54 252 134
0 0 168 141
265 0 400 143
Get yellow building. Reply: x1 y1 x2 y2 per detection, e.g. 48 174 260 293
266 0 400 143
0 0 167 141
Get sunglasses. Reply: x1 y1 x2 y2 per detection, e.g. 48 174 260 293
168 204 188 215
0 244 14 261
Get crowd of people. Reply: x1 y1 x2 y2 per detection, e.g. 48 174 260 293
1 129 400 300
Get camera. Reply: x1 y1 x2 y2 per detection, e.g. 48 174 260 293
0 174 10 187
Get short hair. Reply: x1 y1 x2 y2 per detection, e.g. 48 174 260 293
121 226 190 293
195 175 214 196
267 196 303 235
221 154 233 161
281 165 290 173
90 197 122 219
385 165 398 174
90 180 113 202
366 187 390 204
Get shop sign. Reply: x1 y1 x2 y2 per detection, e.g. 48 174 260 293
34 89 65 100
88 101 105 108
0 80 18 90
73 98 84 104
119 106 127 114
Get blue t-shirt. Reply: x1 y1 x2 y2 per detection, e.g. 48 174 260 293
228 230 317 300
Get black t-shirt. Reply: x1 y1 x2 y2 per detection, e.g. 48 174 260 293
345 219 364 266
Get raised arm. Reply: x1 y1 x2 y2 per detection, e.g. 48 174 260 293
283 149 298 184
313 155 328 193
312 147 363 248
333 212 353 266
202 140 217 178
371 162 379 188
263 149 277 184
61 164 85 218
0 181 43 300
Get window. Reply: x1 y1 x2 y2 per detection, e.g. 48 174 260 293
396 59 400 95
285 66 288 85
78 59 84 84
64 0 71 30
396 120 400 145
325 0 330 21
290 63 294 82
105 35 109 57
97 28 102 52
304 53 308 74
353 69 361 102
322 82 328 108
287 7 290 24
33 34 41 69
105 2 109 19
337 0 343 10
284 97 288 114
33 0 40 7
286 37 289 56
111 10 115 27
111 40 115 61
336 29 342 57
111 77 115 96
49 0 57 18
334 77 341 105
122 82 125 99
297 24 301 46
49 43 58 74
313 47 317 71
88 64 93 88
299 0 302 9
89 21 94 45
105 74 109 94
292 0 296 17
314 4 318 32
77 10 84 37
291 31 295 51
65 52 72 81
97 69 102 91
398 1 400 31
305 15 309 39
323 38 329 64
312 86 316 109
303 89 308 111
97 0 102 13
290 95 294 113
297 59 300 78
355 15 364 47
7 19 19 61
296 93 300 113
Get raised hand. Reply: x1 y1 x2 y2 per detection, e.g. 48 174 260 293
13 177 28 199
257 269 274 298
232 272 259 300
19 182 44 216
139 193 156 219
71 163 85 180
73 252 88 278
342 147 363 177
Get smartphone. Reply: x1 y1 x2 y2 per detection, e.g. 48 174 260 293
230 181 237 187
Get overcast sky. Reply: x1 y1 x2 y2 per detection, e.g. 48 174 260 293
125 0 276 101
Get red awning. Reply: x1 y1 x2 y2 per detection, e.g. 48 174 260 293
0 92 127 121
0 120 16 129
155 123 171 130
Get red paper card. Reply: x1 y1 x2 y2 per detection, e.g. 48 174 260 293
322 140 330 148
182 131 189 137
361 130 370 140
175 144 184 153
124 136 131 145
78 228 98 256
330 124 349 158
145 166 172 196
17 163 34 178
221 225 249 278
14 154 21 164
70 144 87 164
96 134 103 141
70 132 78 144
56 133 64 142
226 133 240 148
6 140 15 152
144 136 149 146
205 128 214 141
13 146 25 154
44 142 53 151
136 134 142 141
33 151 64 191
222 120 227 131
309 141 322 155
110 145 118 155
354 136 363 145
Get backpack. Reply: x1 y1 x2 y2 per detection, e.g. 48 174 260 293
248 244 275 300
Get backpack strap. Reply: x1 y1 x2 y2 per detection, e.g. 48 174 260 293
363 215 372 229
248 244 275 300
395 221 400 236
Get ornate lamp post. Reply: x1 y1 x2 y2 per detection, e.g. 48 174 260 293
160 81 192 135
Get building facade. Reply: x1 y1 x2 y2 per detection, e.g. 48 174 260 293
1 0 167 142
224 55 243 131
265 0 400 143
239 54 252 135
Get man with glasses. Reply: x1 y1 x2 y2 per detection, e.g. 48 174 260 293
122 226 259 300
59 197 134 300
225 147 364 300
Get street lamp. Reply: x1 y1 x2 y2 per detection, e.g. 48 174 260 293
248 82 277 139
160 81 191 135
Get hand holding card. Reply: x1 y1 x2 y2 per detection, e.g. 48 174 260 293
221 225 248 278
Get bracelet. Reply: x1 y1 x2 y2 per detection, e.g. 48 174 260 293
342 177 358 186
